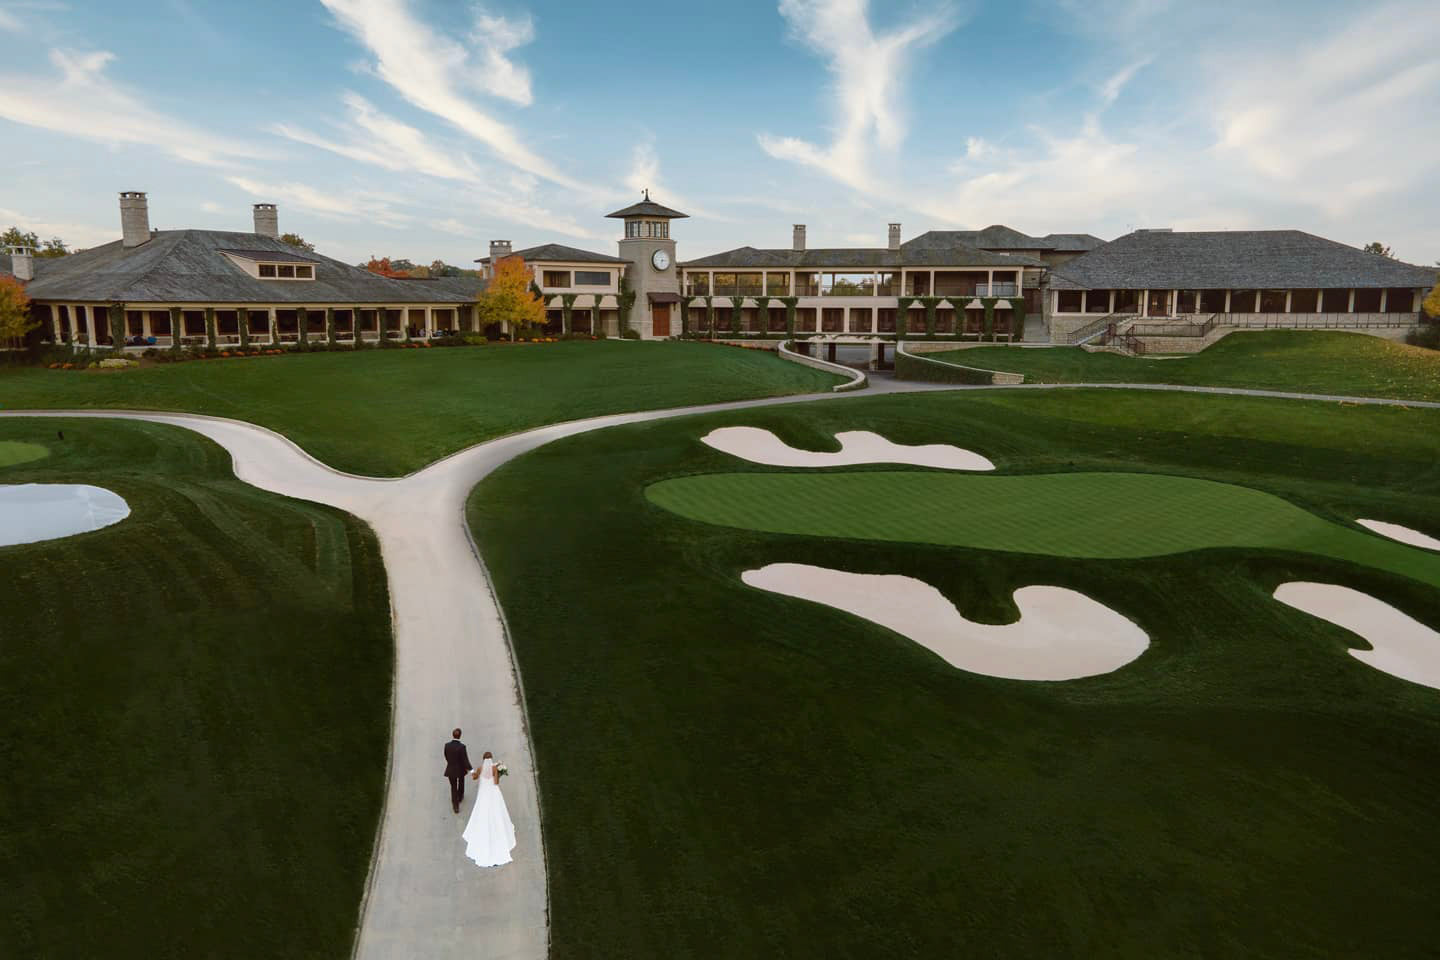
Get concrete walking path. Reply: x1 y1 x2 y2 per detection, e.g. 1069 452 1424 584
3 376 1433 958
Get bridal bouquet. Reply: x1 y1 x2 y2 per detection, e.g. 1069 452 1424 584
495 761 509 779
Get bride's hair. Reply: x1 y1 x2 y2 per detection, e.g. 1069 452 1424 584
482 751 493 760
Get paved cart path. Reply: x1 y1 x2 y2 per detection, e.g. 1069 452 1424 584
4 377 1433 959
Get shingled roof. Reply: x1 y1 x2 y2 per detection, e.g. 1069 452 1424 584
903 226 1106 253
679 245 1044 269
605 199 688 219
13 230 479 304
1049 230 1438 290
478 243 628 265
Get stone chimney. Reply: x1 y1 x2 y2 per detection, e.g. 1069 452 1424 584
253 203 279 238
120 191 150 248
7 245 34 281
888 223 902 251
792 224 806 252
489 240 513 261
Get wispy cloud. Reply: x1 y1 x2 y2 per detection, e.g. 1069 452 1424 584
470 8 535 106
225 175 414 228
318 0 582 190
273 93 594 239
757 0 961 192
0 205 115 249
0 48 262 166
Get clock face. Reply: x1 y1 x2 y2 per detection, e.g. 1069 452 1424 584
651 250 671 271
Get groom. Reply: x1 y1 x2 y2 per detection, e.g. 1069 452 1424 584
443 728 473 814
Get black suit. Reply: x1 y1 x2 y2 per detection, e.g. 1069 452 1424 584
444 739 472 808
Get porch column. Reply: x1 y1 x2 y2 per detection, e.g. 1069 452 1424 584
425 305 434 337
1284 291 1292 313
78 305 91 347
50 304 60 341
1414 290 1423 313
929 270 935 295
987 269 994 295
1080 291 1088 313
1317 292 1323 313
269 306 278 343
900 269 906 296
1140 290 1148 317
1253 291 1261 312
141 311 152 338
1379 290 1387 312
1348 289 1356 313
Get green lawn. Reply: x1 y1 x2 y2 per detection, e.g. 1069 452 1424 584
0 419 391 959
0 440 48 466
932 330 1440 402
0 341 841 476
470 388 1440 959
646 471 1440 587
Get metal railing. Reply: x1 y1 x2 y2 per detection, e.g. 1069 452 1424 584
1222 312 1414 329
1127 315 1216 338
1057 312 1135 345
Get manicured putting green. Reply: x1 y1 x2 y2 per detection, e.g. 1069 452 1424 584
646 470 1440 587
0 440 49 467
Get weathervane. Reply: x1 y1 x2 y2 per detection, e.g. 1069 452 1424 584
643 188 650 201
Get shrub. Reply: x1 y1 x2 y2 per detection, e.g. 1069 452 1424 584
1405 324 1440 350
620 328 641 340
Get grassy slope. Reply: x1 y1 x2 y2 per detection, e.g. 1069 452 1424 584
645 471 1440 587
0 419 391 959
470 389 1440 959
0 341 841 476
933 330 1440 402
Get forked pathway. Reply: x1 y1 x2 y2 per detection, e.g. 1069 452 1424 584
3 377 1433 959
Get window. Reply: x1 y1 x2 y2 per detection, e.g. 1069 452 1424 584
1352 289 1382 312
256 261 314 280
1057 291 1083 312
821 273 875 295
1199 290 1226 312
1290 289 1319 313
626 221 640 238
1259 290 1288 313
1085 290 1112 313
574 270 610 286
686 273 709 296
542 270 571 288
795 272 820 296
875 272 897 296
1176 290 1197 313
712 273 737 296
1386 288 1416 313
766 272 790 295
736 273 762 296
1320 289 1350 312
1229 290 1258 313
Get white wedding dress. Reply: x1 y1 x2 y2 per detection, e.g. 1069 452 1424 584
462 758 517 868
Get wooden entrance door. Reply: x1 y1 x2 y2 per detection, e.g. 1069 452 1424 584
652 303 671 337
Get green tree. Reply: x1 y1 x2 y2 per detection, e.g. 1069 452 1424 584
1 226 39 250
1363 242 1394 258
279 233 315 252
0 274 36 348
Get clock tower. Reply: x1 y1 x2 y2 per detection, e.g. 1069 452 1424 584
607 191 687 338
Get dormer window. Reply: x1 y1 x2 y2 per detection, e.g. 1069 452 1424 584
257 262 314 280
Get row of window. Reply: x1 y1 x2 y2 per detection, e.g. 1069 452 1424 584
685 306 1018 334
1057 288 1419 314
258 263 314 279
540 269 612 288
624 220 669 239
684 271 1024 298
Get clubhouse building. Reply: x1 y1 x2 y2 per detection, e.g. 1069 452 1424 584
4 190 1435 348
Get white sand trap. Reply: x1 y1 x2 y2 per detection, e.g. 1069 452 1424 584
0 483 130 547
703 427 994 470
1274 582 1440 691
743 563 1148 681
1357 519 1440 552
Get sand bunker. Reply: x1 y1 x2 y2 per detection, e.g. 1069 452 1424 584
703 427 994 471
1358 519 1440 552
743 562 1148 681
1274 582 1440 691
0 483 130 547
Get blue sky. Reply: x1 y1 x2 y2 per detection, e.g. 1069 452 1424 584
1 0 1437 265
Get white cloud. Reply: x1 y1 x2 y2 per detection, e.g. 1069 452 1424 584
758 0 961 192
470 9 535 106
319 0 583 190
0 205 115 249
200 201 223 213
1099 58 1150 107
0 48 262 166
272 94 594 239
225 175 414 228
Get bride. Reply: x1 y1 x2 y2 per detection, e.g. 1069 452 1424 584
462 751 516 868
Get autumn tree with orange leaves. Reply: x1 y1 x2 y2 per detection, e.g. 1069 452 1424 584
0 274 36 348
476 256 546 339
364 257 410 278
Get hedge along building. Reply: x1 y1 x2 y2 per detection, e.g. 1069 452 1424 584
1045 229 1436 341
4 191 482 349
476 194 687 338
